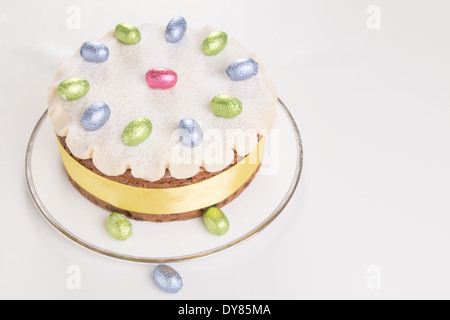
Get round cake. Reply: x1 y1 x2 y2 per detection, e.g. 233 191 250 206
47 18 277 222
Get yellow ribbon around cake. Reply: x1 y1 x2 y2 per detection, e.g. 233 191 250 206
57 136 266 215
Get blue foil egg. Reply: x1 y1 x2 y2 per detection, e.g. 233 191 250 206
152 265 183 294
226 57 259 81
178 118 203 147
165 16 187 43
80 41 109 63
81 102 111 131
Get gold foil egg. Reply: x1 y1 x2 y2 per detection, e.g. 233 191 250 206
57 78 90 101
202 31 228 56
115 23 141 45
203 207 230 235
122 117 153 146
210 94 243 118
106 212 133 241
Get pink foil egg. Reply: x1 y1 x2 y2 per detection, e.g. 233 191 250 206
145 68 178 89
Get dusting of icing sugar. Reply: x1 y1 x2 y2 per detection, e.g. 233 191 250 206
47 23 277 181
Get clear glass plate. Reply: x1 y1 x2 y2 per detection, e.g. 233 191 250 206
25 98 303 263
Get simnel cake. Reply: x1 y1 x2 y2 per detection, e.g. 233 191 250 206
47 17 277 222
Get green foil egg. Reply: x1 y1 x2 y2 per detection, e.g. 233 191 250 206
203 207 230 236
210 94 243 118
106 212 133 241
202 31 228 56
115 23 141 45
57 78 90 101
122 117 152 146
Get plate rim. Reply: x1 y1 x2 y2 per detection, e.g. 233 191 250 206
24 98 303 263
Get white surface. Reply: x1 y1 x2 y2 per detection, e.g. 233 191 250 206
1 0 450 299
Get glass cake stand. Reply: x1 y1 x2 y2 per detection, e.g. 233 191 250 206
25 98 303 263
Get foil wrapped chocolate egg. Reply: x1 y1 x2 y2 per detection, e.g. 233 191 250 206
115 23 141 45
178 118 203 147
106 212 133 241
81 102 111 131
122 117 153 146
165 16 187 43
80 41 109 63
145 68 178 89
152 265 183 294
202 30 228 56
210 94 243 118
57 78 90 101
203 207 230 235
226 58 258 81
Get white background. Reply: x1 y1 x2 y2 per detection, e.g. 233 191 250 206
1 0 450 299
